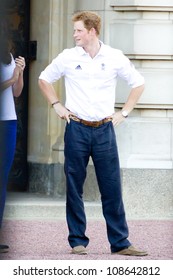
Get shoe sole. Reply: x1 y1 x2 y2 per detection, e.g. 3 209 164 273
71 250 87 255
111 246 148 256
0 249 9 253
71 246 88 255
112 252 148 256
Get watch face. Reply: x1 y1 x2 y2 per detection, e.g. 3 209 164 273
122 110 128 117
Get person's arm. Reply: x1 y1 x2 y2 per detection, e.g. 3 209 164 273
12 56 25 97
111 84 144 126
0 67 20 92
38 79 72 123
0 56 25 96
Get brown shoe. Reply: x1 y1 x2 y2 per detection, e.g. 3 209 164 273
112 246 148 256
71 245 87 255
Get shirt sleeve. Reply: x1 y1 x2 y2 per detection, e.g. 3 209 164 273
39 53 65 83
117 52 145 88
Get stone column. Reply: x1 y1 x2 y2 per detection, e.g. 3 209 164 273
28 0 69 194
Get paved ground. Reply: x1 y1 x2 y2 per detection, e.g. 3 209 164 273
0 219 173 260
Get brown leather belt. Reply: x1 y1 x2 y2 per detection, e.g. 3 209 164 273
69 115 112 127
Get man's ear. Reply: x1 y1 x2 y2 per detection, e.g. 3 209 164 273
90 27 97 35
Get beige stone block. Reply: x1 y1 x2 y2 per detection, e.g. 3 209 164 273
74 0 105 10
131 119 171 154
171 119 173 161
110 21 173 55
142 12 170 20
116 68 173 107
140 110 167 118
167 111 173 117
116 118 173 168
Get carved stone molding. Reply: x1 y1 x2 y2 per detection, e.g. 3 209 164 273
110 0 173 11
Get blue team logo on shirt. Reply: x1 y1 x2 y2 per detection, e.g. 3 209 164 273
75 65 82 70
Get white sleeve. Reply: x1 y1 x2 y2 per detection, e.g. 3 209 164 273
118 53 145 88
39 53 65 83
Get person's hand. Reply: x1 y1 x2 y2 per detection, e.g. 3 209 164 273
53 102 73 123
110 111 126 126
15 56 25 72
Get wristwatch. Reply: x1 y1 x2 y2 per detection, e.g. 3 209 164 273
121 110 128 118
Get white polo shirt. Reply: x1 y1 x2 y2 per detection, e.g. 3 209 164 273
39 43 144 121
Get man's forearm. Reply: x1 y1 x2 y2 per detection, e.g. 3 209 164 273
38 79 59 105
122 84 145 113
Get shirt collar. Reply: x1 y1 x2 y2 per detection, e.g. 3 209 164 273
97 41 107 56
75 46 87 56
75 41 106 57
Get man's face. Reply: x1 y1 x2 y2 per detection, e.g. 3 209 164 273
73 20 91 47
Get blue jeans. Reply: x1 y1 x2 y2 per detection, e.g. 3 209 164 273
0 120 17 228
64 120 131 252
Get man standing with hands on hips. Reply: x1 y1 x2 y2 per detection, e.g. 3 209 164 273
39 11 148 256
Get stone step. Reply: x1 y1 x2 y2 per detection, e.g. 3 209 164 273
4 191 173 220
4 192 102 220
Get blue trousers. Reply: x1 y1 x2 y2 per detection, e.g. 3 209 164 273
64 120 131 253
0 120 17 228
